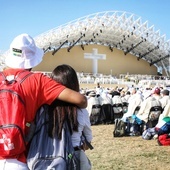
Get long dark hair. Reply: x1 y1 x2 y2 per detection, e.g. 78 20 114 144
48 64 79 139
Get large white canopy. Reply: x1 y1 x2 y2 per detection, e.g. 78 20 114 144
1 11 170 75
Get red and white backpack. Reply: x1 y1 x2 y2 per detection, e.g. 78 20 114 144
0 71 32 157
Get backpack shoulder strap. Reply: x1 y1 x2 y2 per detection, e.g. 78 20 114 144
26 105 49 143
0 72 6 82
15 70 33 83
32 105 49 136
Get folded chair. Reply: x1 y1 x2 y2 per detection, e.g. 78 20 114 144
90 104 101 125
100 104 114 124
122 102 129 114
147 106 163 128
112 103 123 120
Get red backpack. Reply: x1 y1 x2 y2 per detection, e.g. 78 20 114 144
0 71 32 157
158 134 170 146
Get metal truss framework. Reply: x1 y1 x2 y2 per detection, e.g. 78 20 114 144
1 11 170 75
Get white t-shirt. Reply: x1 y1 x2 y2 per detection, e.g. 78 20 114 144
71 108 93 147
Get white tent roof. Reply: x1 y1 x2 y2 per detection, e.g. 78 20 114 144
1 11 170 75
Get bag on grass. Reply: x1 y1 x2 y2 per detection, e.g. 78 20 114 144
142 127 156 140
0 71 32 157
156 122 170 135
113 119 125 137
131 115 143 125
124 116 143 136
27 105 80 170
158 133 170 146
155 117 170 135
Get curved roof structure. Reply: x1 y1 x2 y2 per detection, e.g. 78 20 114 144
1 11 170 75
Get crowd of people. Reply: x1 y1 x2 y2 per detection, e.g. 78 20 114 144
0 33 170 170
81 82 170 136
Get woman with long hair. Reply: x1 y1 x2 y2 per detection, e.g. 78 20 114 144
49 64 93 170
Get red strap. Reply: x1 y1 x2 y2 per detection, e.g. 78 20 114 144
0 72 6 82
15 71 33 83
0 70 33 84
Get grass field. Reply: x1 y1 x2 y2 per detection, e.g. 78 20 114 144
86 124 170 170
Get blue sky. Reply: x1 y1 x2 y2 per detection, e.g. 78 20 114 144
0 0 170 51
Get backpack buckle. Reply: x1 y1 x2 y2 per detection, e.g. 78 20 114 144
2 80 9 85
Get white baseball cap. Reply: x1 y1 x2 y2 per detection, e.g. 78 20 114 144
5 33 44 69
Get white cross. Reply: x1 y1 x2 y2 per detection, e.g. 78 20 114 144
0 134 14 151
84 48 106 74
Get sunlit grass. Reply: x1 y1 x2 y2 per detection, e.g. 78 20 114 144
86 125 170 170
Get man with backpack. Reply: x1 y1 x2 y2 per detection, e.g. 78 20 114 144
0 33 87 170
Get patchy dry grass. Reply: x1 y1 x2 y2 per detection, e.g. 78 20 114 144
86 124 170 170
